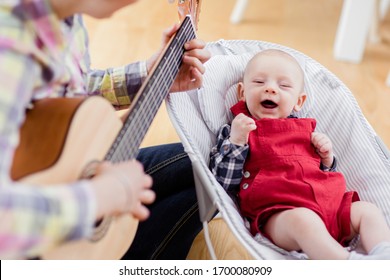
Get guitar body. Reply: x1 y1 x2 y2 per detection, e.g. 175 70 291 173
11 97 138 259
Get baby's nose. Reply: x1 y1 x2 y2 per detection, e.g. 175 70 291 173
265 86 276 94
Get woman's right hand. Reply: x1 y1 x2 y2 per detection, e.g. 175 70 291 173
91 160 155 221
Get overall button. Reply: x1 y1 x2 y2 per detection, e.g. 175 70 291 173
242 183 249 190
243 171 250 178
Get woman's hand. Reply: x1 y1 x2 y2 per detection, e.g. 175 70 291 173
146 23 210 93
92 160 155 221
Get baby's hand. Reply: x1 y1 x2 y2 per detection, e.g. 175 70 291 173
311 132 334 168
230 113 257 146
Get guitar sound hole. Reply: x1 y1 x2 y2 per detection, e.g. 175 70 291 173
94 219 103 228
90 216 112 242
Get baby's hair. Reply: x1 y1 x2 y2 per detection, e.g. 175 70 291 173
245 49 305 91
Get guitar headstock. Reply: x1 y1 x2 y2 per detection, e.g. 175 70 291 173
174 0 202 30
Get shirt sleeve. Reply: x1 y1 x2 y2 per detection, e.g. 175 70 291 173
0 48 96 260
209 124 249 196
85 62 148 108
320 156 338 172
73 15 148 108
0 181 96 260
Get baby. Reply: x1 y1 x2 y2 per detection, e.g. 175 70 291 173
209 49 390 259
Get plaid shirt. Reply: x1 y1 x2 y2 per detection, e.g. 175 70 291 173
209 122 337 198
0 0 147 259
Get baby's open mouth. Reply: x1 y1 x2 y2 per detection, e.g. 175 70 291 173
261 100 278 109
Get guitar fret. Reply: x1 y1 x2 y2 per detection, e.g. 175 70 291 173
106 16 195 163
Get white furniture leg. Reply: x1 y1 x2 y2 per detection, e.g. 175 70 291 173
333 0 376 63
230 0 249 24
380 0 390 17
380 0 390 87
369 0 380 44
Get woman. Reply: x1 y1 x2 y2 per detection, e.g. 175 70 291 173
0 0 210 259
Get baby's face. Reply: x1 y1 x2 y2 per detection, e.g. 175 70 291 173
239 50 306 119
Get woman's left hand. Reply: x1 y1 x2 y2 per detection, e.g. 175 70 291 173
146 23 211 93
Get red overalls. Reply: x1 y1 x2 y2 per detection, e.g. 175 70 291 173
231 101 359 245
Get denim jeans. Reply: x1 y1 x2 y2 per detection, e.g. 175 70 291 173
122 143 202 259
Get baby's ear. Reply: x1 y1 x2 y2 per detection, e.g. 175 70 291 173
293 92 307 112
237 82 245 101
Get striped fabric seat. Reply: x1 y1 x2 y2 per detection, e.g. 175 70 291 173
166 40 390 259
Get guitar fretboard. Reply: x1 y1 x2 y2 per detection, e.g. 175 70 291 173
105 15 195 162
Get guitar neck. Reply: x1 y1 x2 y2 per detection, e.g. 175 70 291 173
105 15 196 163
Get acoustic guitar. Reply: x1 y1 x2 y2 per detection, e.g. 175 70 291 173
10 0 202 260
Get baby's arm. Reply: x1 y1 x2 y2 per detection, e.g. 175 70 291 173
230 113 257 146
311 132 334 168
209 121 251 196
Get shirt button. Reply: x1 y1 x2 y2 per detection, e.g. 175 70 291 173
223 145 229 152
243 171 250 178
242 183 249 190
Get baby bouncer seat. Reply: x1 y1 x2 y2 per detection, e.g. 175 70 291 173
166 40 390 259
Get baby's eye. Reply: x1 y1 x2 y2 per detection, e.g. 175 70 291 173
254 80 264 84
280 84 291 88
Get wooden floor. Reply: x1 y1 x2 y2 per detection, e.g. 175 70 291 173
84 0 390 149
83 0 390 260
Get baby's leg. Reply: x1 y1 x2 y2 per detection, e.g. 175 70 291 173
263 207 349 259
350 201 390 253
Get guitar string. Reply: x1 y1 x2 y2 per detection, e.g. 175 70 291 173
90 17 195 242
118 24 188 157
109 17 194 164
124 20 193 157
91 17 194 241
